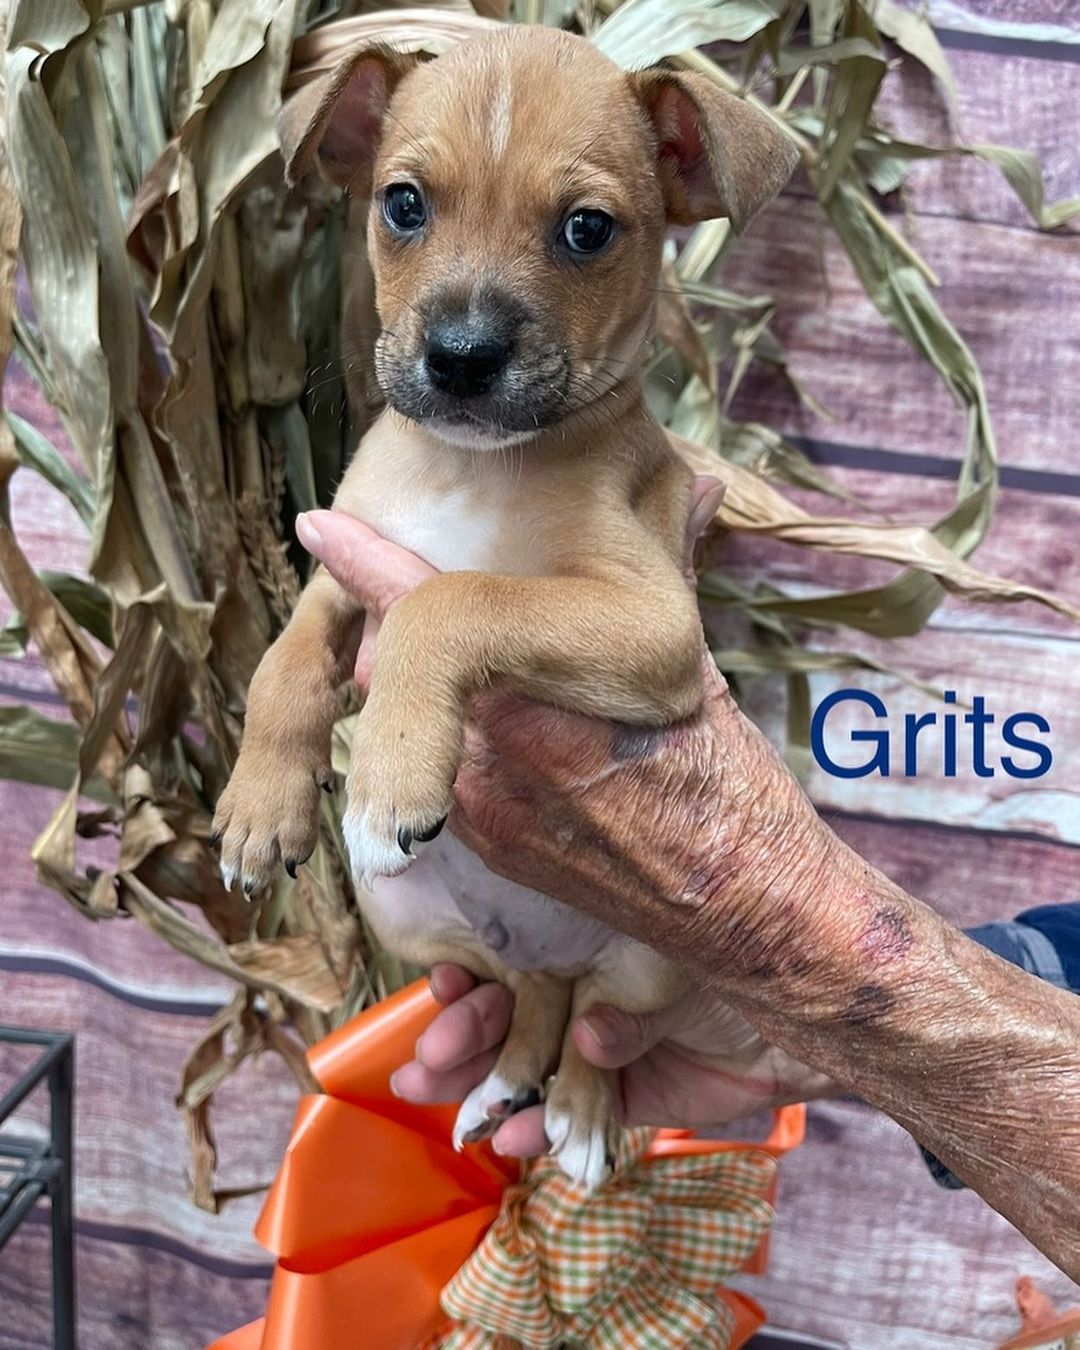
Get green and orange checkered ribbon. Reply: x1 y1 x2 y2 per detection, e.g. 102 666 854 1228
426 1128 777 1350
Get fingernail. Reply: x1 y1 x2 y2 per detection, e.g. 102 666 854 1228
688 482 727 540
491 1135 506 1155
579 1009 620 1050
389 1071 403 1098
295 512 323 554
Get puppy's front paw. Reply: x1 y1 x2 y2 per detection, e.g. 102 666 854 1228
341 787 449 889
544 1070 620 1191
213 747 331 896
342 715 456 887
453 1071 544 1149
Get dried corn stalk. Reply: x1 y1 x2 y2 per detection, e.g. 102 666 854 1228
0 0 1076 1207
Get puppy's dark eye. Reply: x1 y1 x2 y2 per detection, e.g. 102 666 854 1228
561 209 616 255
383 183 427 234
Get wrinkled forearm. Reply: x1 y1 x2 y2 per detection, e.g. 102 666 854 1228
694 843 1080 1282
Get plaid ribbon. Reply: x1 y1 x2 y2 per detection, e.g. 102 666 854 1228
425 1128 776 1350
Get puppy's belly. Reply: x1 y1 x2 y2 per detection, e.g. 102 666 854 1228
363 832 617 978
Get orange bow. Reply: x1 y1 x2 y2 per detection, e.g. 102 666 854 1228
208 981 804 1350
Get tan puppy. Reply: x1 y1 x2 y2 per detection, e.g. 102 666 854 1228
214 26 796 1185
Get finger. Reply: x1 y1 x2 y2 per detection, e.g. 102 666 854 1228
687 475 726 543
295 510 438 618
683 475 726 582
429 963 478 1006
572 1002 681 1070
414 980 514 1072
390 1049 499 1106
491 1103 548 1158
354 613 380 691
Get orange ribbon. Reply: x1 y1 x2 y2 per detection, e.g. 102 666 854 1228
208 981 804 1350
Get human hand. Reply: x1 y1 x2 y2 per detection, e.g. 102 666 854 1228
389 964 835 1156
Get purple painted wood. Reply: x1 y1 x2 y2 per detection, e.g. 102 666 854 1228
0 971 296 1263
872 47 1080 230
727 203 1080 473
734 1098 1079 1350
937 0 1080 27
0 1219 269 1350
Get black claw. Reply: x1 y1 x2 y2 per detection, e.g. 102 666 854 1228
208 831 222 850
462 1121 497 1145
512 1086 543 1113
398 815 447 857
284 859 297 879
487 1086 542 1123
414 815 446 843
243 878 256 896
317 774 335 794
604 1150 617 1174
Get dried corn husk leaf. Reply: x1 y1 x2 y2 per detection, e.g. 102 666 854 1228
969 144 1080 232
0 571 113 655
865 0 958 113
711 642 944 701
8 412 95 524
802 119 1080 232
0 704 112 798
594 0 780 69
178 991 277 1213
672 433 1080 622
122 872 346 1012
776 36 882 75
816 7 884 201
718 421 853 502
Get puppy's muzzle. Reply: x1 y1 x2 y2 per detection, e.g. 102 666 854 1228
425 317 513 399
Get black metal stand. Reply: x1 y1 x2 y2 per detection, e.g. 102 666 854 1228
0 1027 76 1349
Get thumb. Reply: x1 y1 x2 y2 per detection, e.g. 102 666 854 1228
295 510 437 619
682 475 726 582
573 1003 672 1069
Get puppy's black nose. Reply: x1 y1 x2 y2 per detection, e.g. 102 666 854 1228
424 320 512 398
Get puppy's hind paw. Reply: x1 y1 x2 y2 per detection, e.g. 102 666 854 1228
453 1072 543 1149
544 1078 620 1191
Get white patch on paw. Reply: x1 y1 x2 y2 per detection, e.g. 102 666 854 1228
545 1104 614 1190
342 805 412 888
453 1071 517 1151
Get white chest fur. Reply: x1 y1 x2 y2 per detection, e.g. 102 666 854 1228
340 421 546 578
375 480 507 573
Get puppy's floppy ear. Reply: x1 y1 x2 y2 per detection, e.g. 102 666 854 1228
278 46 416 191
633 70 798 231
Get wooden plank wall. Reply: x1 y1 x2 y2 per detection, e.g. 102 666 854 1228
1 3 1078 1347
